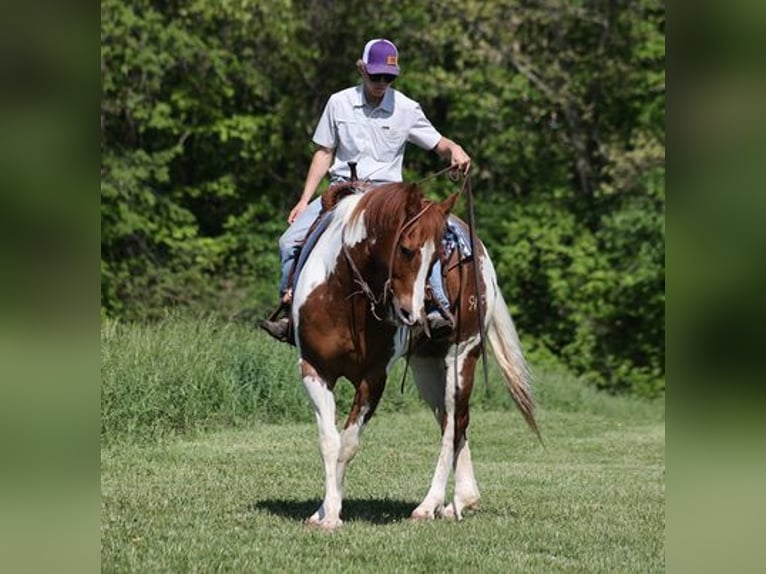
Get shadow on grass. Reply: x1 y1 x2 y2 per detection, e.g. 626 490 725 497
251 498 416 525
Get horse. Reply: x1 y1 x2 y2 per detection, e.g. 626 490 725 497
291 181 539 530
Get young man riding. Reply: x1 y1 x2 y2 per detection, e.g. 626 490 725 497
260 38 471 342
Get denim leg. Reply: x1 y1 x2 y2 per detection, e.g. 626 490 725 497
428 259 451 311
278 197 323 297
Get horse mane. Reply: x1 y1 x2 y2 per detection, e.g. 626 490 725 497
352 183 446 238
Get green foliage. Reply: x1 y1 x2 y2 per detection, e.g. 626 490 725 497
101 1 664 396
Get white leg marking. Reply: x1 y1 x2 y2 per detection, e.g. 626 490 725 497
441 436 481 520
410 338 480 520
336 405 369 498
302 369 343 530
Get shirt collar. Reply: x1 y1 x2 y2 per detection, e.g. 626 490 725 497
355 84 395 112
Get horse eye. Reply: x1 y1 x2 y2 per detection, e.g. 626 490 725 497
399 245 415 260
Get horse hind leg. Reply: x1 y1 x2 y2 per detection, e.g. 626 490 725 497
301 361 343 531
410 345 481 521
441 350 481 520
409 354 452 520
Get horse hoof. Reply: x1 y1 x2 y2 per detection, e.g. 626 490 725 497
319 519 343 531
305 516 343 531
410 507 437 521
438 505 460 521
440 497 480 520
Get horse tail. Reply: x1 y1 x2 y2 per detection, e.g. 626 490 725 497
486 289 543 444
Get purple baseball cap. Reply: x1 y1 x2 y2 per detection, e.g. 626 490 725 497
361 39 400 76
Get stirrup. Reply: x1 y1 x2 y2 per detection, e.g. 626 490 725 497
426 308 454 336
259 317 293 343
266 297 290 322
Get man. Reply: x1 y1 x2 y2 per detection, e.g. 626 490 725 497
260 38 471 342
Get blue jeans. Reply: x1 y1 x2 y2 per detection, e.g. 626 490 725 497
278 196 323 297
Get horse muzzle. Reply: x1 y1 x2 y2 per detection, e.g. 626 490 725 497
392 300 424 327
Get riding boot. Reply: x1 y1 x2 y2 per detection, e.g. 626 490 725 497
259 298 295 346
426 259 455 338
425 294 455 339
426 305 455 339
259 316 294 345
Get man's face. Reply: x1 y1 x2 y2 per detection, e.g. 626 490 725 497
363 68 396 99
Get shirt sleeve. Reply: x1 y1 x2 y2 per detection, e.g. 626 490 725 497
312 95 337 149
407 104 442 150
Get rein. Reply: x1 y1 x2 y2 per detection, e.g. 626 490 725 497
415 165 462 185
400 167 489 399
400 169 491 396
341 229 385 321
461 173 491 396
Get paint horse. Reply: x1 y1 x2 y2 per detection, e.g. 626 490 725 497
292 182 539 530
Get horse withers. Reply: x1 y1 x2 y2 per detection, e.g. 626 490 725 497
291 182 539 530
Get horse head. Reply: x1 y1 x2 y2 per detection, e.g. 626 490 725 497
356 184 458 326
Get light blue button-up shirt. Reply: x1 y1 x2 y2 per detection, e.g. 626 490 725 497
312 85 442 183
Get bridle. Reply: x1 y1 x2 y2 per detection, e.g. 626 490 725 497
341 199 436 322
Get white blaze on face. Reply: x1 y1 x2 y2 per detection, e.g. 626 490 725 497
409 239 435 322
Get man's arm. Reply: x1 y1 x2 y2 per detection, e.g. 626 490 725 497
288 146 335 224
433 137 471 174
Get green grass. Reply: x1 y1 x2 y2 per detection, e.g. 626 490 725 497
102 314 664 571
101 314 662 444
102 408 664 572
101 315 306 443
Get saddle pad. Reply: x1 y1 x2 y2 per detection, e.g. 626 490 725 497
443 215 472 261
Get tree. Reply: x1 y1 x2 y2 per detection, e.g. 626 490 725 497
101 0 665 396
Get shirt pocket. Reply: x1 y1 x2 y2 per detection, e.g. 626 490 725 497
374 127 407 162
335 118 365 158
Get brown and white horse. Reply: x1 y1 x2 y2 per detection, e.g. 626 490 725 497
292 182 538 530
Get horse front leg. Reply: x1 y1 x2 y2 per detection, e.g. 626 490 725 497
300 360 343 531
335 374 386 501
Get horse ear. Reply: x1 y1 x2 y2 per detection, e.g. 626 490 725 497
437 192 459 216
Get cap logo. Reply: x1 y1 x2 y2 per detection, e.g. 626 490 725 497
386 55 398 65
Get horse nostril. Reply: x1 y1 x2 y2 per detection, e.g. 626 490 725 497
400 308 411 321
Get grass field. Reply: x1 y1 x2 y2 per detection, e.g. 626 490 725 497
102 406 663 572
101 317 664 572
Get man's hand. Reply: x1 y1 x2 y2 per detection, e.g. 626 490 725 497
450 144 471 175
434 137 471 175
288 199 309 224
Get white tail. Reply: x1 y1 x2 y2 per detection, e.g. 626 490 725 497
486 290 542 442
